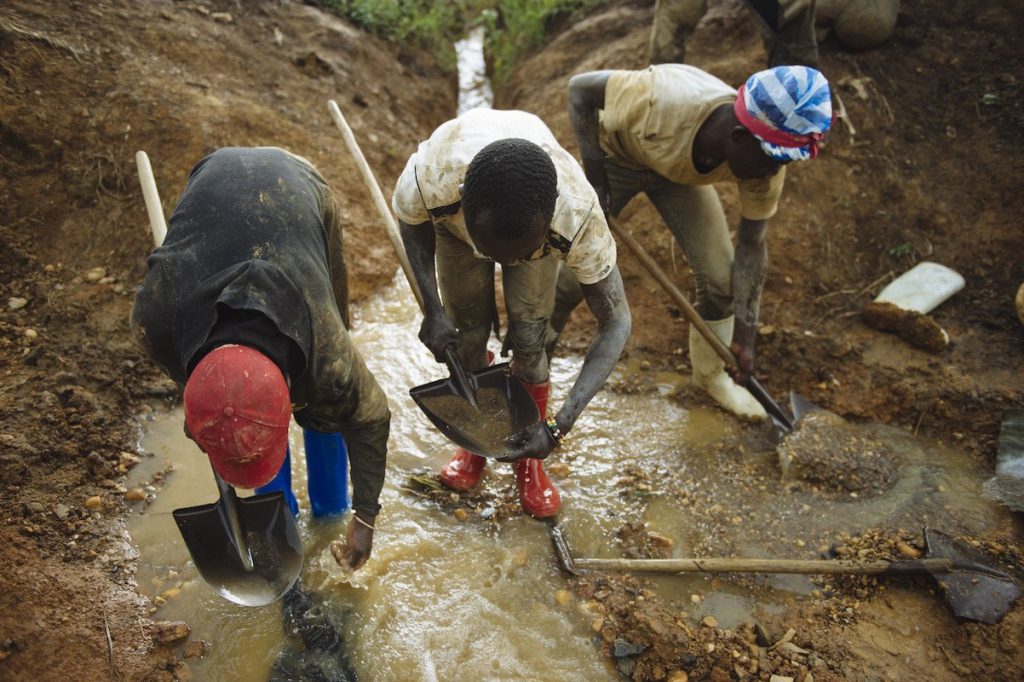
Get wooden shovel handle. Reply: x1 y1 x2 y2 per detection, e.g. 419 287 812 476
573 556 950 576
328 100 426 312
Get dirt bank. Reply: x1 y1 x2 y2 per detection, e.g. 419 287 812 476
0 1 451 678
2 0 1023 679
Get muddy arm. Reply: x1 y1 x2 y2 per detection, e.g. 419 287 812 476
400 219 457 361
568 71 613 212
731 217 768 382
555 266 631 433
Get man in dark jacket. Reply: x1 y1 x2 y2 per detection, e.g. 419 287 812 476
131 147 390 570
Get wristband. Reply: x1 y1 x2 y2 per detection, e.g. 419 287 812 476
544 416 565 448
353 515 376 531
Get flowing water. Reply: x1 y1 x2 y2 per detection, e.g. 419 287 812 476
128 275 1010 678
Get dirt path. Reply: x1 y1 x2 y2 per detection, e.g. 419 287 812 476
1 0 1022 680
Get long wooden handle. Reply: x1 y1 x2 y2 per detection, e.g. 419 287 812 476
135 150 167 247
573 556 947 576
608 216 733 363
608 216 794 430
328 100 425 312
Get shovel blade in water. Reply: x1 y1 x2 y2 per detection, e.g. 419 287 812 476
410 361 539 459
918 527 1022 624
174 491 303 607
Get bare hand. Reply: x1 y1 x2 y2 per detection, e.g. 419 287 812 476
330 514 374 571
728 341 756 386
498 421 556 462
419 313 458 363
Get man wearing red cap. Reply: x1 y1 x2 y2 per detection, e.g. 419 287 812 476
131 147 390 570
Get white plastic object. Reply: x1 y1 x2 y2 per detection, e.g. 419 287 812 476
874 261 965 315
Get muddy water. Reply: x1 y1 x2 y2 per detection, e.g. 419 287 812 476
128 274 1011 676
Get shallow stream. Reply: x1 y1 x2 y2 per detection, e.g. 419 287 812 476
127 275 1010 679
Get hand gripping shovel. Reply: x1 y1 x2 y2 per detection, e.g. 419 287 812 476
608 216 796 432
327 100 538 458
135 151 303 606
549 524 1021 624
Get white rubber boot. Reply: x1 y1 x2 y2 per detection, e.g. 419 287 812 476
689 316 767 420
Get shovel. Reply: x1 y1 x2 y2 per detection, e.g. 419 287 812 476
548 523 1021 624
136 151 303 606
328 100 539 458
608 216 796 432
173 467 303 607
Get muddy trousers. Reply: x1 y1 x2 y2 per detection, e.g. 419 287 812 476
550 162 734 344
649 0 819 68
434 223 558 384
257 430 350 518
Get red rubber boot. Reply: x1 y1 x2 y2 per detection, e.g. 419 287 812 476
438 351 492 491
439 447 486 491
514 380 561 518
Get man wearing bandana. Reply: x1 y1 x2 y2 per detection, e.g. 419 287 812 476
392 109 631 518
554 64 832 419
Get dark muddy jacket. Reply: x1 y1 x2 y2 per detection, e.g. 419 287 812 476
131 147 390 518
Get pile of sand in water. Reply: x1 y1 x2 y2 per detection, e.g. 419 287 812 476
777 409 902 497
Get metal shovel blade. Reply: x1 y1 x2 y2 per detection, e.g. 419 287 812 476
410 361 539 459
917 527 1022 624
174 491 303 607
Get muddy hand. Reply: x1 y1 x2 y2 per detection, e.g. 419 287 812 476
728 341 755 386
499 421 555 462
419 312 458 363
330 513 375 571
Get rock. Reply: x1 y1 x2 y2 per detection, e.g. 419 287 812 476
554 590 572 606
895 541 923 559
758 324 775 336
54 503 70 520
452 508 468 522
769 676 795 682
612 638 644 658
151 620 190 645
124 488 147 502
616 657 636 677
701 615 718 628
7 297 28 310
690 593 702 604
668 672 689 682
183 640 207 659
160 587 181 601
547 461 569 477
24 329 38 340
861 301 948 354
84 495 102 509
774 641 810 657
211 11 233 23
26 501 45 515
84 266 107 283
591 617 604 632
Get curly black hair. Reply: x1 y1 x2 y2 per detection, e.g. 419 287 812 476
462 138 558 242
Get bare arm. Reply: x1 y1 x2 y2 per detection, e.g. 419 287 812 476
399 219 457 361
730 217 768 383
501 266 630 461
568 71 614 212
555 265 631 432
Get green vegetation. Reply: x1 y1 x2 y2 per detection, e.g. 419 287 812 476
324 0 610 82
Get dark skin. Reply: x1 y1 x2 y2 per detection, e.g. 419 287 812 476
400 195 631 462
183 362 374 571
568 71 784 385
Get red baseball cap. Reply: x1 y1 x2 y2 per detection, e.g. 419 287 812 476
183 344 290 489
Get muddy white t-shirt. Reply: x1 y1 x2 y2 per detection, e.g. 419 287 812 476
600 64 786 221
392 109 616 285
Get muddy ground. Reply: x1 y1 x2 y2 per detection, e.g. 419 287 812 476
1 0 1023 680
